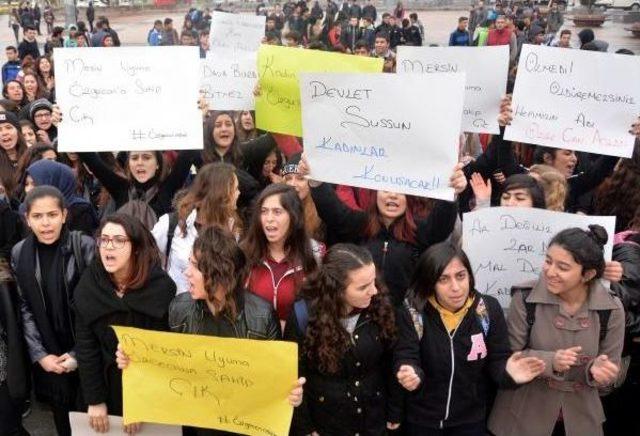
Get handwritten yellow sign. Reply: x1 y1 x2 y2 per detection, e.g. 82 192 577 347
256 45 383 136
113 326 298 436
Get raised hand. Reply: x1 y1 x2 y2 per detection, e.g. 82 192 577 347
506 352 545 384
449 162 468 195
470 172 492 202
498 94 513 126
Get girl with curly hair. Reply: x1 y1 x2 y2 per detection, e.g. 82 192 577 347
118 226 304 435
284 243 402 435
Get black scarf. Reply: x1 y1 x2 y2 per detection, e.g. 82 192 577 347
74 259 176 326
15 233 73 356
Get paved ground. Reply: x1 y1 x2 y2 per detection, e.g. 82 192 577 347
3 5 639 435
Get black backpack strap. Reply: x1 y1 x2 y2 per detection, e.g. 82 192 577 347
294 299 309 337
165 211 179 269
597 309 612 343
512 286 535 348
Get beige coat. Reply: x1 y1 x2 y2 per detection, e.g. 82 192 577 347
488 278 624 436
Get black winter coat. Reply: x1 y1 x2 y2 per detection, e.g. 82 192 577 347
311 183 457 305
0 278 28 401
611 235 640 348
73 260 175 415
394 293 516 429
284 300 403 436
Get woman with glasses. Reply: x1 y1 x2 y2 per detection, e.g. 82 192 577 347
12 185 95 436
73 213 175 434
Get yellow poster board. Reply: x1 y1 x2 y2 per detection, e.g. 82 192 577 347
113 326 298 436
256 45 383 136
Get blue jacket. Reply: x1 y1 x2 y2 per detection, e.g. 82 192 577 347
2 61 21 84
449 29 471 46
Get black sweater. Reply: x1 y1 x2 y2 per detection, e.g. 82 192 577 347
311 183 457 305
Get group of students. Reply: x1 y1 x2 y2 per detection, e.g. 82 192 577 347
0 2 640 436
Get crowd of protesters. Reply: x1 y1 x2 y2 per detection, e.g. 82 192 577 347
1 1 640 436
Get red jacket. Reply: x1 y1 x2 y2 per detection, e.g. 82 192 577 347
487 28 512 46
246 242 325 322
246 259 305 322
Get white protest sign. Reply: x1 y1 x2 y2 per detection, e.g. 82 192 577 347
301 72 465 201
200 53 258 110
69 412 181 435
55 47 202 152
397 45 508 134
462 207 616 308
201 12 265 110
506 45 640 158
208 11 265 53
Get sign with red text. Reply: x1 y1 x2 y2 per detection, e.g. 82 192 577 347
463 207 615 308
397 45 508 134
506 45 639 158
301 72 465 201
55 47 202 152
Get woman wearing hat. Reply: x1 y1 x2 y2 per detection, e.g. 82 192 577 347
0 111 28 184
27 98 56 145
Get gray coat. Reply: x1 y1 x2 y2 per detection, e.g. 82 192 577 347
488 278 624 436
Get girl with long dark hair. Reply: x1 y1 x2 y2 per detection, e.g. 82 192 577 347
13 186 95 436
298 158 467 305
74 213 176 434
241 183 322 325
285 243 402 435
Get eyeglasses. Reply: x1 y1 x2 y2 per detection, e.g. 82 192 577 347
97 236 130 249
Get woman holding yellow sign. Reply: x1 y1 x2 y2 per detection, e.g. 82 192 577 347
116 226 305 435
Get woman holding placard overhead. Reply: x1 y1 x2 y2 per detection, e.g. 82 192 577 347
284 243 403 436
488 225 625 436
74 213 175 434
297 157 467 306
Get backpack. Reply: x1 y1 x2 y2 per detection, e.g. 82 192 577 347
511 286 611 349
164 211 179 269
294 299 309 336
116 186 159 230
403 295 491 340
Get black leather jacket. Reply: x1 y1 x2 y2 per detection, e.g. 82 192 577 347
12 231 95 362
169 290 280 340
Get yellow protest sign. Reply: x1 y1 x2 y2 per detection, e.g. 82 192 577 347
112 326 298 436
256 45 383 136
